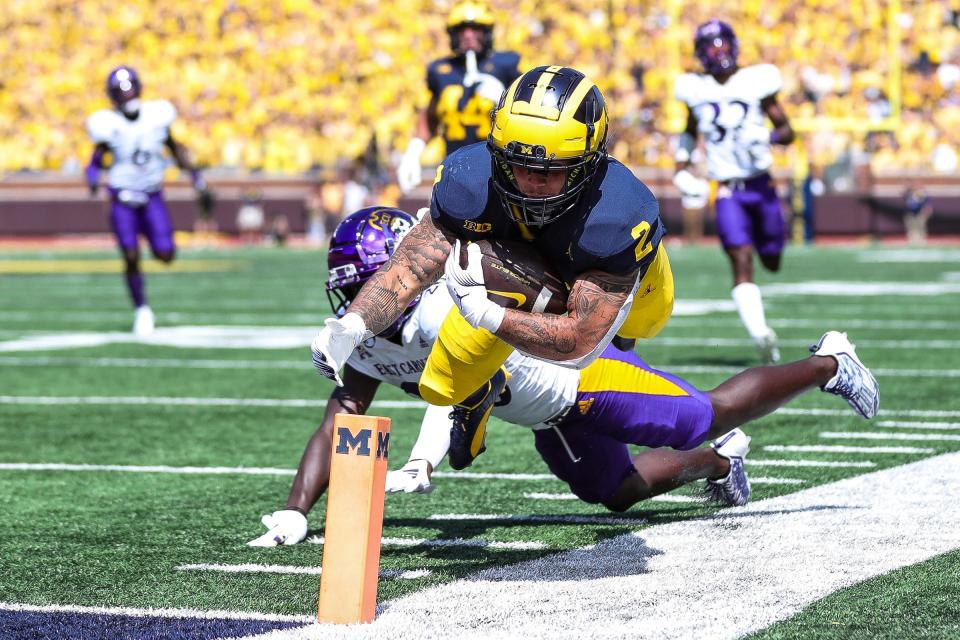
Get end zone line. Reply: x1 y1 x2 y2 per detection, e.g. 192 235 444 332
0 602 313 624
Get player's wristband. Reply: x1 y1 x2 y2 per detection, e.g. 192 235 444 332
769 130 783 145
190 170 207 191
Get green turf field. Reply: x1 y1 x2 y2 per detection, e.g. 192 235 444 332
1 243 959 637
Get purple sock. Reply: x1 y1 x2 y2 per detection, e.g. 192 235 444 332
125 272 146 307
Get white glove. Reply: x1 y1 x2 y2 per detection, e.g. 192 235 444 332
385 459 435 494
673 169 709 198
397 138 426 195
311 312 369 386
247 509 308 547
445 240 505 332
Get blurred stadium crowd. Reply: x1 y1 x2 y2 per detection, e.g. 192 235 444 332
1 0 958 177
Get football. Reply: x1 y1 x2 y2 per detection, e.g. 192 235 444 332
464 238 568 314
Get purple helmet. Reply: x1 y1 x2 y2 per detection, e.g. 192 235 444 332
326 206 418 338
694 20 739 75
106 66 142 112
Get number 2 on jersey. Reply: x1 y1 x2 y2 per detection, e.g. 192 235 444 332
631 221 653 262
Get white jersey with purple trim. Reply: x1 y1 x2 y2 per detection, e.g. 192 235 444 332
345 281 578 429
85 100 176 193
675 64 782 181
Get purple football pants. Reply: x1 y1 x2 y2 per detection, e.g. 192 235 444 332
714 172 786 256
109 189 175 256
534 346 714 504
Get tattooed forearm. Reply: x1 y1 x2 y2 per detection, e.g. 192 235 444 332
346 215 451 334
496 269 636 360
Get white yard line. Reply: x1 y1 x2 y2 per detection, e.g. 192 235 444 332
0 462 845 480
821 431 960 442
670 365 960 379
876 421 960 430
765 444 935 454
245 451 960 640
305 536 546 551
176 564 430 580
2 395 958 421
0 601 312 624
667 317 960 330
746 459 875 468
0 395 423 410
651 337 960 349
2 355 959 380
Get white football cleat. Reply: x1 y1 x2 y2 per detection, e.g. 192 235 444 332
385 459 435 494
133 305 155 336
757 329 781 364
247 509 308 547
810 331 880 419
705 428 752 507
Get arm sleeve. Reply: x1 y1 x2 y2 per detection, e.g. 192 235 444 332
408 403 453 469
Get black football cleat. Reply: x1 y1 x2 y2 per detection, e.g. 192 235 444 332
447 368 510 470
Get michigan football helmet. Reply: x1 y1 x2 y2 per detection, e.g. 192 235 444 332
447 1 495 55
326 207 418 337
106 66 142 116
694 20 739 75
488 66 608 227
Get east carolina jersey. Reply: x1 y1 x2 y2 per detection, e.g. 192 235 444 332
674 64 782 181
430 142 664 284
85 100 176 192
345 281 577 428
427 51 521 154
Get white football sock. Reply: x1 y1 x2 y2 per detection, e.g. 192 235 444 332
731 282 770 342
409 403 453 470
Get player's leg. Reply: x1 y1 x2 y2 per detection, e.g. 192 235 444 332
109 194 151 333
709 330 880 430
419 307 514 469
754 177 786 274
143 190 177 264
718 190 778 362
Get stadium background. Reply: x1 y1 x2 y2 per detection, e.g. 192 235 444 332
1 0 959 237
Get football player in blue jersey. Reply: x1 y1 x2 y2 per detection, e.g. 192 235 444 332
315 66 676 469
396 1 521 194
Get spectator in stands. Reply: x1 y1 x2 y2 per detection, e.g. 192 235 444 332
904 183 933 245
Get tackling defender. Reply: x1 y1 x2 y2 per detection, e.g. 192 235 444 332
396 1 521 194
315 65 675 470
673 20 795 363
250 206 879 546
85 66 210 335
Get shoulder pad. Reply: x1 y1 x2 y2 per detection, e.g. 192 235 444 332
86 109 118 142
145 100 177 127
430 143 491 224
746 64 782 97
674 73 702 104
579 159 663 274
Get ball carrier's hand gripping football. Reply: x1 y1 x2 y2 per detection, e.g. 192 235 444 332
445 238 568 331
